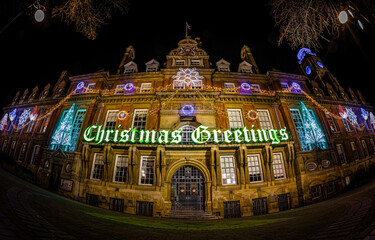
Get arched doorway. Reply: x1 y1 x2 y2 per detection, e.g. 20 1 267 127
171 165 205 210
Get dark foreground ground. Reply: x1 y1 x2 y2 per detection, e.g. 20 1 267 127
1 168 375 240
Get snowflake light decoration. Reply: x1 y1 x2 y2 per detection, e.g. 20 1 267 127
30 106 38 121
172 68 204 89
241 83 251 91
339 105 348 119
18 109 30 127
0 113 8 131
346 107 358 126
370 112 375 126
180 104 195 116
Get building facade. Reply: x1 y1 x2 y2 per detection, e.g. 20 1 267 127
1 38 375 218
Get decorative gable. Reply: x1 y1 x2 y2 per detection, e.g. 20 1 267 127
123 61 138 74
28 86 39 102
238 61 253 73
145 59 159 72
19 89 29 104
11 91 20 106
39 84 50 101
216 58 230 72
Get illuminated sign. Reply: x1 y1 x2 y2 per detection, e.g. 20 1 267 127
83 125 289 145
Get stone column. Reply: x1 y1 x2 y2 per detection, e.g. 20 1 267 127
210 146 218 187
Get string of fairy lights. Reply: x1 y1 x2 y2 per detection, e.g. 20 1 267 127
2 71 373 133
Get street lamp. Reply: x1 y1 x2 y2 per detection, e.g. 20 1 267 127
338 11 348 24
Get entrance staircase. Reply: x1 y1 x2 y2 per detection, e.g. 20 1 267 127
163 210 219 220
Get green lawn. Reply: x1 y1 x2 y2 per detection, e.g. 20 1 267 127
1 168 374 240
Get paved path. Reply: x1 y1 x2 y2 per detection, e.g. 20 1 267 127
3 187 75 240
310 197 373 240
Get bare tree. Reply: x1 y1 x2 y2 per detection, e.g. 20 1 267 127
52 0 129 40
269 0 374 51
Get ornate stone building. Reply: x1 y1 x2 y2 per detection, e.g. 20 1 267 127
1 38 375 218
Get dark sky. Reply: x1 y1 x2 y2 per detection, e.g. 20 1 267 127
1 1 375 113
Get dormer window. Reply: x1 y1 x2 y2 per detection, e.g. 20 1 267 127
115 84 125 94
238 61 253 73
145 59 159 72
123 61 138 74
216 58 230 72
85 83 95 93
251 84 261 93
224 83 236 92
281 82 290 92
140 83 152 93
190 59 201 66
175 60 186 66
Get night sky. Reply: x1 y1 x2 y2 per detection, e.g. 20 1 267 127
1 1 375 114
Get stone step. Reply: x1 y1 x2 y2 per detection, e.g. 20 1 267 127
163 210 219 220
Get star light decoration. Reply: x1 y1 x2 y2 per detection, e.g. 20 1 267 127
172 68 203 89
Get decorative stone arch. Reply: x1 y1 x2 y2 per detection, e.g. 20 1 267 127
165 158 212 212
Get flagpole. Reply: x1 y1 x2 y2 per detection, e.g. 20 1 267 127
185 22 187 38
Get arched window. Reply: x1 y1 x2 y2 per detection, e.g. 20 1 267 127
179 125 196 144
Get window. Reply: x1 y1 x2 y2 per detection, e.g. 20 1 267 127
39 114 51 133
218 65 230 72
252 197 268 215
115 84 125 94
273 152 286 180
113 155 128 183
220 155 237 185
257 110 273 129
370 138 375 154
110 198 124 212
362 139 369 157
86 193 99 206
66 109 86 152
336 144 347 164
351 141 359 160
278 193 291 211
227 109 244 129
190 59 201 66
311 185 322 199
2 140 8 152
342 119 351 132
327 181 336 194
281 82 290 92
124 68 136 74
175 60 185 66
224 83 236 92
9 141 16 156
26 119 35 132
248 154 263 183
18 143 27 161
190 80 202 90
85 83 95 92
179 125 195 144
73 83 85 94
326 114 338 132
139 156 155 185
173 80 185 90
30 145 40 165
251 84 261 93
223 201 241 218
140 83 152 93
290 108 327 151
104 110 119 130
91 153 104 180
132 109 148 130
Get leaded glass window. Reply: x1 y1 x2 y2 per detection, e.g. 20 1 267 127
273 152 286 180
139 156 155 185
227 109 244 129
336 144 347 164
66 109 86 152
362 140 369 157
248 154 263 183
179 125 195 144
224 83 236 92
140 83 152 93
30 145 40 165
351 141 359 160
257 110 273 129
113 155 128 183
91 153 104 180
104 110 119 130
115 84 125 94
220 155 237 185
132 109 148 130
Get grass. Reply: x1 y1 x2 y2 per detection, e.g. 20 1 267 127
1 167 375 239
